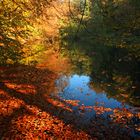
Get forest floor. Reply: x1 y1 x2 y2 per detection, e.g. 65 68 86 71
1 0 139 139
0 49 140 140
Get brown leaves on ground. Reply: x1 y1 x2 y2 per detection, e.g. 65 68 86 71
0 63 139 139
1 105 91 140
111 108 139 125
4 83 36 95
93 106 112 115
63 99 80 107
0 65 93 139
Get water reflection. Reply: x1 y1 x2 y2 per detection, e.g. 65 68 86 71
54 74 132 121
60 40 140 107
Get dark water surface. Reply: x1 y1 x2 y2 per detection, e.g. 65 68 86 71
49 41 140 138
52 73 140 138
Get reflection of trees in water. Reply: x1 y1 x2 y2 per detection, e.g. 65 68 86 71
56 75 70 94
90 46 140 106
60 0 140 106
61 41 140 106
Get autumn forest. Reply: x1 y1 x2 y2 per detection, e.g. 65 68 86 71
0 0 140 139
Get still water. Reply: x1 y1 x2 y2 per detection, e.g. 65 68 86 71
56 74 127 108
53 74 134 121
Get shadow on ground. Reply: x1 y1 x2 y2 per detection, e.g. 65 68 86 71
0 64 139 139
